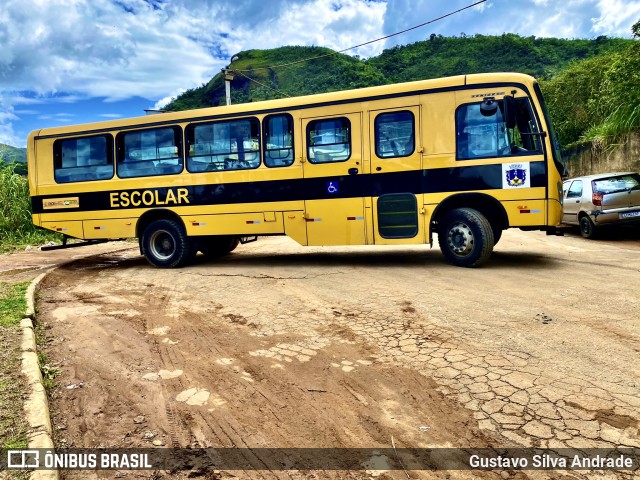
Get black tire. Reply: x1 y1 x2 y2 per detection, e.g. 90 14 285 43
492 227 503 246
199 236 239 259
579 215 597 239
141 219 194 268
438 208 494 267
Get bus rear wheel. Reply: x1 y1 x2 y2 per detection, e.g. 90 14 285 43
438 208 494 267
199 236 239 259
141 219 193 268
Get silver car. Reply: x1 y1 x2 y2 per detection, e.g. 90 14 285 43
562 172 640 238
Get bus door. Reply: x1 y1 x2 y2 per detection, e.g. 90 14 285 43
301 113 366 245
369 105 425 244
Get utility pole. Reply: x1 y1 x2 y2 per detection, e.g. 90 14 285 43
223 69 235 106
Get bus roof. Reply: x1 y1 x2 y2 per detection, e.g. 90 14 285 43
33 72 536 138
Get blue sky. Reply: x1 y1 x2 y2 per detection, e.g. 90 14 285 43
1 0 638 147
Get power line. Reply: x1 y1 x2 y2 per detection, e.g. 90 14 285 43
230 69 292 97
234 0 487 73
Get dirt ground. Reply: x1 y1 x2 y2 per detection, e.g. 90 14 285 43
24 228 640 479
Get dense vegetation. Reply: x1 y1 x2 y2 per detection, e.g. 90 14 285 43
368 33 631 82
0 164 59 251
540 21 640 146
165 32 638 147
165 46 386 109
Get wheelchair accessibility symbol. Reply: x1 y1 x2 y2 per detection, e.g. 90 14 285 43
326 182 338 194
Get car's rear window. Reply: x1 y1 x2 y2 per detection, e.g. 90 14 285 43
593 174 640 194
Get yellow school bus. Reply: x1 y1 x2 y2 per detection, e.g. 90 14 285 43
27 72 565 268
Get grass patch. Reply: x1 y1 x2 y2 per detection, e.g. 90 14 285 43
581 104 640 148
0 323 29 452
0 282 28 327
38 351 60 391
0 281 29 452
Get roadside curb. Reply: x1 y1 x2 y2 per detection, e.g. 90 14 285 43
22 270 59 480
18 244 134 479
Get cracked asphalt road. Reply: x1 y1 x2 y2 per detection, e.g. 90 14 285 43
36 229 640 479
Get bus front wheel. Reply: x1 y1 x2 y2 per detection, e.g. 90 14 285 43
141 219 193 268
438 208 494 267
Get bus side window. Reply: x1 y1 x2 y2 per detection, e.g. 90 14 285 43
54 135 114 183
186 118 261 172
374 111 415 158
456 98 542 160
307 118 351 163
117 127 183 178
264 114 294 167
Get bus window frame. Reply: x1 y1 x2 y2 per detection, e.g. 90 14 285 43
455 98 542 161
116 125 184 179
53 134 115 184
306 117 352 164
263 113 295 168
185 116 262 173
374 110 415 159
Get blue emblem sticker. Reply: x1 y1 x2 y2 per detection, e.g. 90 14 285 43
326 181 338 194
503 162 530 189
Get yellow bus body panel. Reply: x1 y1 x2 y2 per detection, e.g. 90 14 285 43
83 219 136 239
183 212 284 236
41 221 84 238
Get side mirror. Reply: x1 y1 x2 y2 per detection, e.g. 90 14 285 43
503 95 517 129
480 97 498 117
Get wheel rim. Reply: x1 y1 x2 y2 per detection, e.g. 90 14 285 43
149 229 176 260
446 221 474 256
580 218 591 235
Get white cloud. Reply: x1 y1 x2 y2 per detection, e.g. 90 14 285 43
382 0 639 44
592 0 640 35
1 0 638 146
154 90 186 110
0 96 20 146
37 113 75 122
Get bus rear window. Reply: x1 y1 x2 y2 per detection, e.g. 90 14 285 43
54 135 113 183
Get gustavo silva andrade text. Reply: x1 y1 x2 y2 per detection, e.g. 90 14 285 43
469 454 635 469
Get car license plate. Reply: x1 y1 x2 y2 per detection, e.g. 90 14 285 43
620 210 640 219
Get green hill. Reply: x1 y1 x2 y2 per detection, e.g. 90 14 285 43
0 144 27 175
165 34 632 109
165 46 386 110
0 144 26 164
164 33 637 147
368 33 631 82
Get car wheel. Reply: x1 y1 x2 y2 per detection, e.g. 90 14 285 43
579 215 597 239
438 208 494 267
141 219 194 268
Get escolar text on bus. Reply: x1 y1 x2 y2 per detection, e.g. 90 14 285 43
109 188 190 208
